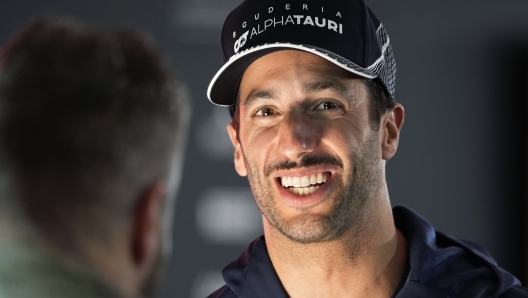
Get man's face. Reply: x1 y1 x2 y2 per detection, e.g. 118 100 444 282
227 50 385 243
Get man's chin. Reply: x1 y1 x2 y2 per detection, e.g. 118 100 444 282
272 214 337 244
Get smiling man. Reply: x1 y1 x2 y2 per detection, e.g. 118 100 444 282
206 0 528 297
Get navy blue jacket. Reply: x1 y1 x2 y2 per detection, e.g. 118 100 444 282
207 206 528 297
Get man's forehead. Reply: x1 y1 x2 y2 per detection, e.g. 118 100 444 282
245 50 338 74
238 51 360 102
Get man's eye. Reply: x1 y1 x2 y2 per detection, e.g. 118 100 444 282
316 101 340 110
254 107 275 116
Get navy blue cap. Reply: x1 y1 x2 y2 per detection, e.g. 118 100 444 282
207 0 396 106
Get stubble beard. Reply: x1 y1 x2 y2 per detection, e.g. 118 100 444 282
244 132 382 244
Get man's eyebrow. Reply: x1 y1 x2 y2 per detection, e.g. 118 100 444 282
243 90 276 106
303 81 358 103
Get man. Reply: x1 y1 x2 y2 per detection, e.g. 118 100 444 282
206 0 528 297
0 18 189 298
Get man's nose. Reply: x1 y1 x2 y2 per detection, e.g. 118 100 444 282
277 110 318 160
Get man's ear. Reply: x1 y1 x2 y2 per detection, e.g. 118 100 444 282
132 180 166 278
381 103 405 161
227 123 247 177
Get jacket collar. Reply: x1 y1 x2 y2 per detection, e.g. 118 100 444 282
393 206 521 297
222 206 521 297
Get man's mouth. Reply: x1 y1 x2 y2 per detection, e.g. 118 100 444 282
279 172 330 196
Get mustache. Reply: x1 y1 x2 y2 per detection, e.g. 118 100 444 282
264 154 344 177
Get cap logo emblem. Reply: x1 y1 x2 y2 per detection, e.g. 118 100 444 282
234 30 249 53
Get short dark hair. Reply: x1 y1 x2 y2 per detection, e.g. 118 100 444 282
230 77 394 132
0 18 188 241
363 78 395 131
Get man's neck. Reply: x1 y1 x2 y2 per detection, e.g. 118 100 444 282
264 200 408 298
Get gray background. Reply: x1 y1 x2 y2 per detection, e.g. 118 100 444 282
1 0 527 297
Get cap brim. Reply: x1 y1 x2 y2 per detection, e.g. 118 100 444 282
207 43 376 106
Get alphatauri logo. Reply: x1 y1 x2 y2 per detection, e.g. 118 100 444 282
232 3 343 54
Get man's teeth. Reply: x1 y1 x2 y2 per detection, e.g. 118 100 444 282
281 172 328 195
290 185 320 195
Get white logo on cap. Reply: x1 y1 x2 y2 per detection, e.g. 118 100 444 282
234 30 249 53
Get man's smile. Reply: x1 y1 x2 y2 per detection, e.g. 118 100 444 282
279 172 330 196
270 166 338 208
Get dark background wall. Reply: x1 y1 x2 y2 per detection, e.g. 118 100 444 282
1 1 527 297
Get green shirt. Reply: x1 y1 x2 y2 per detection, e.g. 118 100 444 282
0 243 123 298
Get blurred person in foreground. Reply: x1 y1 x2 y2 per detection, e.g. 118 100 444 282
0 18 189 298
205 0 528 297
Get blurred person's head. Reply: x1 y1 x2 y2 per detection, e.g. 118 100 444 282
0 18 189 297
